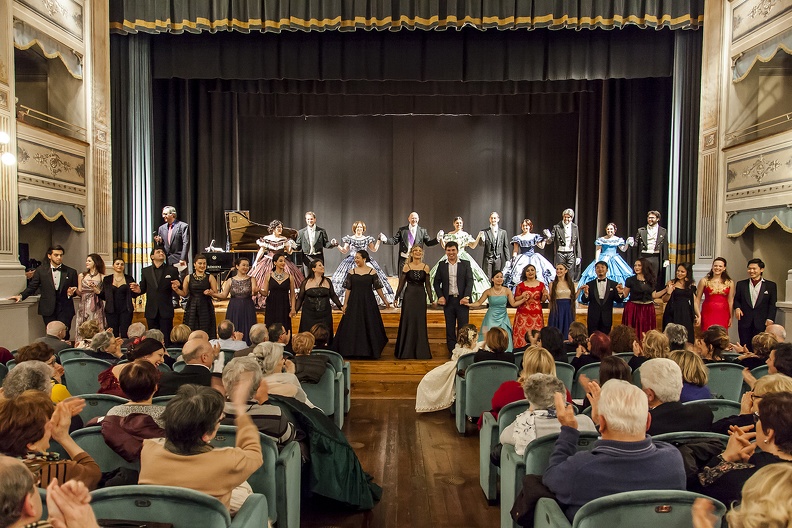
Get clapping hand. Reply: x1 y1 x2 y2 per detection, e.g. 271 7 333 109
691 498 717 528
584 379 602 425
722 424 757 463
554 392 578 429
543 228 552 238
46 478 99 528
379 233 387 242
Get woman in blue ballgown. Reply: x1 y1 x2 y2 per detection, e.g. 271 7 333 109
578 223 634 290
468 270 527 352
330 220 395 306
502 219 556 290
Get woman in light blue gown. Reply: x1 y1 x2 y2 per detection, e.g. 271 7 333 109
578 223 633 289
468 270 527 352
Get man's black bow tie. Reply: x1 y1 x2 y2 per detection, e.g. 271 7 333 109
52 266 62 271
597 279 606 282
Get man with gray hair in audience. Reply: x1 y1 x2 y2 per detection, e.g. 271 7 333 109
34 320 70 353
211 320 248 352
640 357 712 435
234 323 269 358
157 337 222 396
123 321 147 348
663 323 688 351
542 379 686 521
767 323 786 343
221 357 296 446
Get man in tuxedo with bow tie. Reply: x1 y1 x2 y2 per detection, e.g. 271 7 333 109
479 211 510 278
11 245 78 339
547 208 582 281
580 261 624 335
433 242 473 354
734 258 777 351
633 210 668 289
380 211 439 273
295 211 337 276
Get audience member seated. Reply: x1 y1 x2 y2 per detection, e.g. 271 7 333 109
0 456 100 528
542 380 686 521
221 357 296 446
743 341 792 390
670 349 712 402
98 361 165 462
15 343 71 403
766 323 786 343
169 323 192 350
735 332 776 371
234 323 268 358
415 324 479 413
34 321 71 354
139 382 263 513
473 327 515 364
268 323 291 347
578 355 632 413
501 374 597 456
538 326 567 363
0 391 101 490
291 332 331 384
692 391 792 506
123 322 147 349
697 326 731 364
211 320 249 354
712 373 792 435
75 320 103 349
156 338 220 397
641 358 713 435
629 329 670 371
609 324 637 354
250 342 313 406
309 323 332 349
562 322 589 356
98 338 166 398
85 330 125 365
664 323 689 351
144 329 176 368
571 331 611 372
2 361 54 400
0 347 13 365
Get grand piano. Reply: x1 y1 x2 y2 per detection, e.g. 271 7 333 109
225 210 298 251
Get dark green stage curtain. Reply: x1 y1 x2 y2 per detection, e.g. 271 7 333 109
109 0 704 34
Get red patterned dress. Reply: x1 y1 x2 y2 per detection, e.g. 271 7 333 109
512 282 546 348
700 280 732 330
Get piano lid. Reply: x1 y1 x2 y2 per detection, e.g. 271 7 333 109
225 211 298 252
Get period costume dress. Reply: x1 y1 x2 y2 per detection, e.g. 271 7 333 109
622 275 657 341
662 284 696 343
250 236 305 309
296 278 343 344
264 274 293 331
183 273 217 338
502 233 556 289
700 280 732 330
226 277 256 343
513 282 546 348
428 231 489 302
330 235 394 305
76 272 106 329
394 268 433 359
333 271 389 359
477 293 514 351
415 343 479 412
578 236 633 287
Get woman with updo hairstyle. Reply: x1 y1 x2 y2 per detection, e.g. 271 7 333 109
85 329 125 365
249 219 304 310
172 253 218 338
474 327 515 365
210 256 259 343
98 337 166 398
697 326 731 363
416 324 479 413
331 220 394 306
75 319 103 349
250 341 313 405
564 321 590 356
736 332 777 370
571 330 611 372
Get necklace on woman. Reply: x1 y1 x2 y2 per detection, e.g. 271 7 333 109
492 286 505 295
193 272 205 281
272 270 287 282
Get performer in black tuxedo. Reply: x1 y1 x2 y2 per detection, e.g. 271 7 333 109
632 210 669 288
295 211 337 276
734 258 777 350
545 209 582 281
380 211 439 273
580 261 624 335
154 205 190 268
11 245 78 339
479 211 510 278
432 242 474 354
136 247 179 346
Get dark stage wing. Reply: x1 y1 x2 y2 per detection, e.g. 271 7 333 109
225 211 297 251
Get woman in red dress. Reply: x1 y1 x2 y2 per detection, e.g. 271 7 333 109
695 257 735 330
512 265 548 348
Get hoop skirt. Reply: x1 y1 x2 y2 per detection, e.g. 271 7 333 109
578 237 633 289
183 274 217 338
415 345 478 412
333 272 388 359
250 237 304 309
513 282 546 348
226 277 256 343
662 285 696 343
394 269 432 359
331 235 394 306
700 282 731 330
477 294 514 351
502 234 556 289
428 231 489 302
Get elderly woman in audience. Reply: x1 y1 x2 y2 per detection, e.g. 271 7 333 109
609 324 637 354
2 361 54 399
641 358 713 435
124 322 147 348
473 327 515 364
712 373 792 435
628 329 670 371
98 338 166 398
571 330 611 372
170 324 192 350
670 349 712 402
415 324 479 413
697 326 731 364
250 341 313 406
664 323 689 351
501 373 597 456
75 319 103 349
14 342 70 402
98 361 165 462
735 332 777 371
692 391 792 506
138 380 263 513
221 357 296 446
85 330 125 364
290 331 331 384
0 390 100 490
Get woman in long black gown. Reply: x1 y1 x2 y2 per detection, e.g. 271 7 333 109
394 246 433 359
173 253 218 338
296 260 342 345
333 250 391 359
654 262 699 343
263 252 296 332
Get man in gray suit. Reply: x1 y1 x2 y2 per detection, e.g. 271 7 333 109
155 205 190 269
479 211 510 278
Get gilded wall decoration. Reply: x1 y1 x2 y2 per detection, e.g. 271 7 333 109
732 0 792 42
18 0 84 40
0 58 7 84
0 89 8 111
727 145 792 191
16 138 85 185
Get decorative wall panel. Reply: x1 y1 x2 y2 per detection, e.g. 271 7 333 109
727 144 792 192
699 151 718 258
16 138 85 185
732 0 792 43
17 0 83 40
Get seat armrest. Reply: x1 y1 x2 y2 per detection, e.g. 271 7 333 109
230 493 268 528
276 441 302 528
533 497 571 528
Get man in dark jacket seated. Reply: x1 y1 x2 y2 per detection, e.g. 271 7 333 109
641 357 714 435
543 380 687 521
157 337 220 396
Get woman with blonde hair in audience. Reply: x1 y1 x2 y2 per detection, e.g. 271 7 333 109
75 319 103 349
415 324 479 413
14 342 71 403
169 324 192 350
628 329 670 371
736 332 777 371
711 373 792 435
0 391 100 490
670 349 712 402
250 341 314 406
291 331 331 384
97 338 166 398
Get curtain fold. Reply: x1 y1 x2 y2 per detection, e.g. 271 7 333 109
727 207 792 237
733 26 792 83
109 0 704 34
14 19 83 79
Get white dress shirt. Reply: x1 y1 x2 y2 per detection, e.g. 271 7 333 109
646 225 658 253
448 261 459 296
52 266 61 289
749 279 763 307
560 222 572 251
307 226 316 253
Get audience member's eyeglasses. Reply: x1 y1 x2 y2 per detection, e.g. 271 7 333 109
216 412 226 425
753 412 761 424
750 392 764 403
